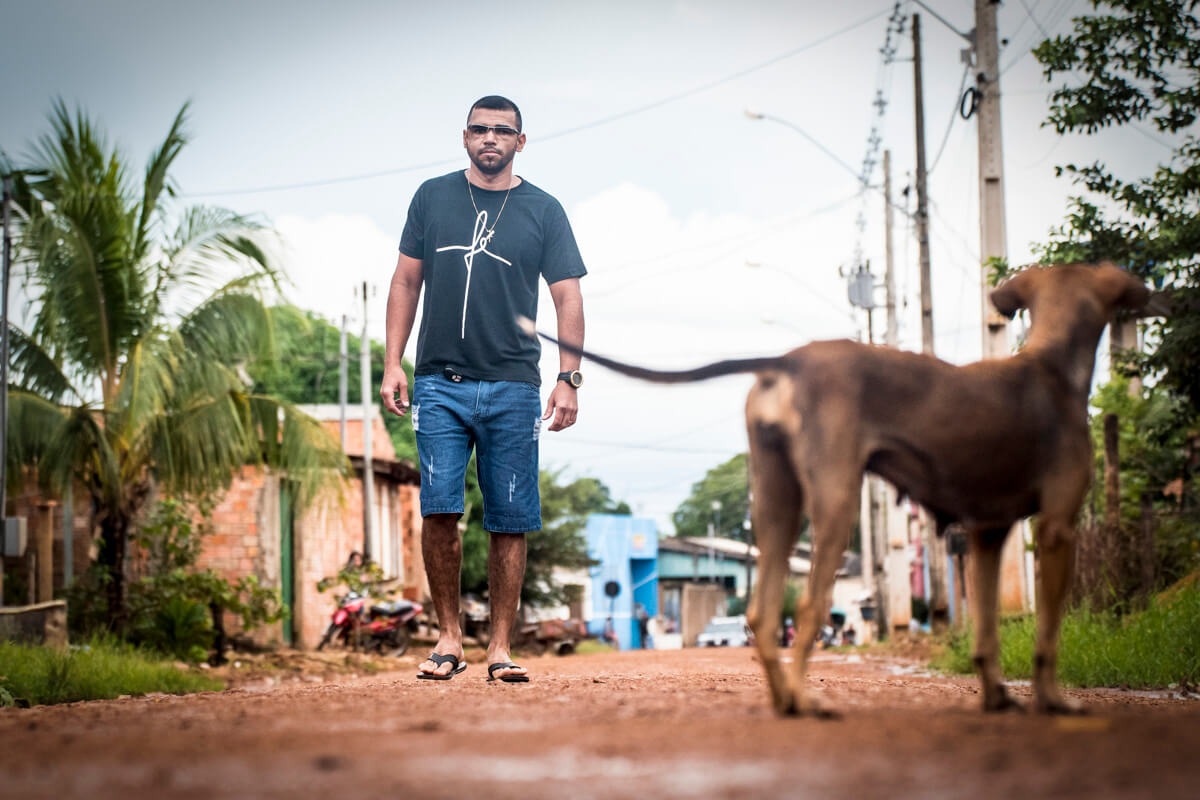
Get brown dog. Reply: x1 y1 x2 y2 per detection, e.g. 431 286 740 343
526 262 1149 716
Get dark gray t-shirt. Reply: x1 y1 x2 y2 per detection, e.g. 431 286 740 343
399 171 587 385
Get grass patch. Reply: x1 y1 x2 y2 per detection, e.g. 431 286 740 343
932 582 1200 689
573 639 619 656
0 637 223 707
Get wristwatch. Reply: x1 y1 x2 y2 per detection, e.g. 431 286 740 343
557 369 584 389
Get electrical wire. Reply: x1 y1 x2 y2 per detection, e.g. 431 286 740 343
184 5 895 199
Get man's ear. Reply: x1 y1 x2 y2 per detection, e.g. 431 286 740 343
989 267 1039 319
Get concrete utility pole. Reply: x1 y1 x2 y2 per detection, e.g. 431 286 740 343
1 174 11 605
912 12 948 620
883 149 898 349
973 0 1033 616
975 0 1010 361
360 283 374 561
912 13 935 357
339 314 349 452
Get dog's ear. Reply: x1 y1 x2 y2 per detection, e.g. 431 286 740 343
989 268 1038 318
1096 262 1151 311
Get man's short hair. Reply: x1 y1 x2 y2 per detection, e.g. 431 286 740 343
468 95 522 132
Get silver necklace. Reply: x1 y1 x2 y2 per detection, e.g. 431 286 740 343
466 176 513 246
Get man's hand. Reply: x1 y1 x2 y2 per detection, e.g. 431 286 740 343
380 367 411 416
542 381 578 431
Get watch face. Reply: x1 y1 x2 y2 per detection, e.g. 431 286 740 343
570 371 583 388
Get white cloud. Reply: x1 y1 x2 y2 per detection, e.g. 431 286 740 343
273 213 399 344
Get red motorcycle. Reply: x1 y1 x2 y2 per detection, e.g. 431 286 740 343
316 591 423 656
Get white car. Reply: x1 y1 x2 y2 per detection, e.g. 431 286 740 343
696 616 752 647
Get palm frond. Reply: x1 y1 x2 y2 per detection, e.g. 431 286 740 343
135 103 189 260
177 291 275 367
246 395 349 506
149 387 256 498
109 332 180 444
158 206 280 312
5 391 70 486
6 323 80 403
22 100 148 398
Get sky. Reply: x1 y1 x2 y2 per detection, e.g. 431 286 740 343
1 0 1174 535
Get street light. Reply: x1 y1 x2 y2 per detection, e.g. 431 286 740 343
744 109 866 186
745 260 856 321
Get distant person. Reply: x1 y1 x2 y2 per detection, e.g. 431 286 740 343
635 603 650 649
604 616 619 650
380 95 588 683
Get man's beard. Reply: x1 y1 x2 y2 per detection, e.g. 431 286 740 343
469 147 515 176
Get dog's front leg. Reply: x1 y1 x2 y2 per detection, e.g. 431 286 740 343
744 432 804 716
967 526 1023 712
1032 514 1085 715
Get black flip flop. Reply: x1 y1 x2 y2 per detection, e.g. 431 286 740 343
417 653 467 680
487 662 530 683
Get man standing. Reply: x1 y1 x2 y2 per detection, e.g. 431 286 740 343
380 96 586 683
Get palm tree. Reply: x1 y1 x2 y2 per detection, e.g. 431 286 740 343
4 101 347 625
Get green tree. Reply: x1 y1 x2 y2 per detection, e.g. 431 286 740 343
249 306 416 463
1033 0 1200 411
1033 2 1200 603
4 102 346 627
1084 378 1200 605
458 471 620 609
125 497 284 663
672 453 750 541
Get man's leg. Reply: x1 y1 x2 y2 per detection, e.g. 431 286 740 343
486 531 528 680
418 513 465 677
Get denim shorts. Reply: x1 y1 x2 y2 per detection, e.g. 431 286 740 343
411 373 542 533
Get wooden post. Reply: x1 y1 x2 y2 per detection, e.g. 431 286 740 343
1139 492 1156 598
36 501 57 603
1103 414 1120 532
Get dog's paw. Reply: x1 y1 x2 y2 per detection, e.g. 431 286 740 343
1034 694 1086 716
982 684 1026 714
776 693 841 720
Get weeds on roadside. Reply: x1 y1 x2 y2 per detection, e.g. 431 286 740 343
932 582 1200 689
0 637 222 707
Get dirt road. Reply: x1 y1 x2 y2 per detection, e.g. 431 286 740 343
2 645 1197 799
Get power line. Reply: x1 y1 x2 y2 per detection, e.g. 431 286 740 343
183 5 895 199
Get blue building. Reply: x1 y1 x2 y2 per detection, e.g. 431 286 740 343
584 514 658 650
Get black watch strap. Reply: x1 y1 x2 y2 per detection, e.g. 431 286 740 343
557 370 583 389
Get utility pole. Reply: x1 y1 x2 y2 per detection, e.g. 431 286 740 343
872 148 907 639
339 314 349 452
912 12 947 621
360 283 374 561
975 0 1010 361
1 174 10 605
973 0 1033 616
913 13 934 357
883 149 898 349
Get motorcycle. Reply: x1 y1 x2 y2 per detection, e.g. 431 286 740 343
317 591 423 656
460 593 491 646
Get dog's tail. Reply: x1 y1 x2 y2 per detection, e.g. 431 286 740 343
517 317 790 384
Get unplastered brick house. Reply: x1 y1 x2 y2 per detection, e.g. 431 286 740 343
194 404 425 648
5 404 425 651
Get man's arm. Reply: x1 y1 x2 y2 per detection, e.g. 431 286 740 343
380 253 423 416
543 277 584 432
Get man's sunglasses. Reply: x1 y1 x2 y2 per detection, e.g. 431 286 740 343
466 124 521 138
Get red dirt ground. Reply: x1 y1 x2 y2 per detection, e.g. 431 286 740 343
2 645 1197 799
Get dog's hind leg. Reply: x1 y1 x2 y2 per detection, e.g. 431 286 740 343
787 466 862 718
744 431 804 716
967 526 1023 712
1032 513 1085 714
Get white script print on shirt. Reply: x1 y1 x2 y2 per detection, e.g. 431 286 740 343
436 209 513 338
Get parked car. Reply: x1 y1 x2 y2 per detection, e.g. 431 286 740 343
696 615 752 647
